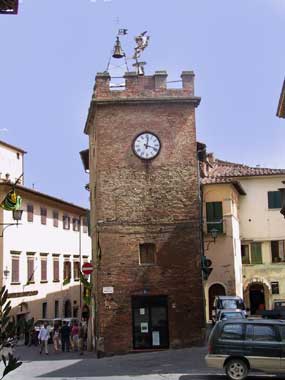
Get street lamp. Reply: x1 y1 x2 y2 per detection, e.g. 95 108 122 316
0 209 23 237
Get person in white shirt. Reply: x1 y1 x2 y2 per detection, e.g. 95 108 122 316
38 322 49 354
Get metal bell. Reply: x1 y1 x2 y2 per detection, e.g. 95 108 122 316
112 37 125 59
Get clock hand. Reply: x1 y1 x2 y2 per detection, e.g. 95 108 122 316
146 145 158 151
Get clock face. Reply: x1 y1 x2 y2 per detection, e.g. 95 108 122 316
133 132 161 160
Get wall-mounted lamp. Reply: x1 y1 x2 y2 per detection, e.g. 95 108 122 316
205 227 220 251
0 209 23 237
3 266 10 280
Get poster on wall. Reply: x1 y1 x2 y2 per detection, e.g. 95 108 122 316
152 331 160 346
140 322 148 333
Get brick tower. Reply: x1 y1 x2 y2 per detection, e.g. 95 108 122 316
84 70 205 355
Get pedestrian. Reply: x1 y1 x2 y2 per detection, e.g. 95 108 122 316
78 323 85 355
71 322 79 352
38 322 49 355
53 323 60 352
60 321 71 352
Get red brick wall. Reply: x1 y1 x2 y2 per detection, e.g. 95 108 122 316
89 72 205 354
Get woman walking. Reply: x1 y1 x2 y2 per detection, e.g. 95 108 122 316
53 324 60 352
71 322 79 352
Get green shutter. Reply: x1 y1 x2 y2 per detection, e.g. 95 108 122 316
268 191 281 209
206 202 223 233
251 243 262 264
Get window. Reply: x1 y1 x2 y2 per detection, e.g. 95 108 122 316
40 207 47 225
63 215 70 230
280 326 285 341
11 256 20 283
241 245 250 264
220 324 243 340
83 216 88 234
41 257 47 282
64 261 71 282
73 261 80 280
251 242 262 264
271 240 285 263
73 218 80 232
27 204 33 222
206 202 223 233
53 211 59 228
268 191 281 209
271 282 280 295
246 324 277 342
42 302 47 319
139 243 156 265
54 300 59 318
27 255 34 283
53 257 59 282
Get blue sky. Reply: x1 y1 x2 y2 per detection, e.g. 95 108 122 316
1 0 285 207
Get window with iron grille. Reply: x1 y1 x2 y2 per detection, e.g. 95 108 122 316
271 282 280 295
63 215 70 230
139 243 156 265
73 218 80 232
83 216 88 234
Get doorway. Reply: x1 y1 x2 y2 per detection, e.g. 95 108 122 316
249 283 265 314
132 296 169 349
64 300 72 318
208 283 226 320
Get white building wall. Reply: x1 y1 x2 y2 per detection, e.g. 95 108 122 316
2 196 91 320
0 145 24 184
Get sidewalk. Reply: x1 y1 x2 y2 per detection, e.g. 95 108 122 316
4 344 211 380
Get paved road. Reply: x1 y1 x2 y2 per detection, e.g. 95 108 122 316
2 344 282 380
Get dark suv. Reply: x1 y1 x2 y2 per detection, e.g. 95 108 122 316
206 319 285 380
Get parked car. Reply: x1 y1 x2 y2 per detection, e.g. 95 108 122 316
33 319 54 332
216 309 246 322
206 319 285 380
257 299 285 319
212 296 246 324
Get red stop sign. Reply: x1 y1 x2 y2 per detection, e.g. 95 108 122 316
82 262 93 275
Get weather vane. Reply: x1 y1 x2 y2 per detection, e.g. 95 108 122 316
106 29 150 77
132 31 150 75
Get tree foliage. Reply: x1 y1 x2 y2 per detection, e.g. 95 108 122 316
0 286 22 379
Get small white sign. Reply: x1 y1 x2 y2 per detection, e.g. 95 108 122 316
140 322 148 333
152 331 160 346
103 286 114 294
139 308 145 315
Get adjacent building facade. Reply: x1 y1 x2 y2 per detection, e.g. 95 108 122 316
0 140 91 322
201 153 285 320
84 70 205 355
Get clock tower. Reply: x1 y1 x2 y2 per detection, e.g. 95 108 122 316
84 70 205 355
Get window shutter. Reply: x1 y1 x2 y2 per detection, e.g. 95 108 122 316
41 259 47 281
41 208 47 225
27 204 33 222
53 211 59 227
27 258 34 282
53 260 59 281
251 243 262 264
12 258 19 283
268 191 281 209
206 202 223 233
